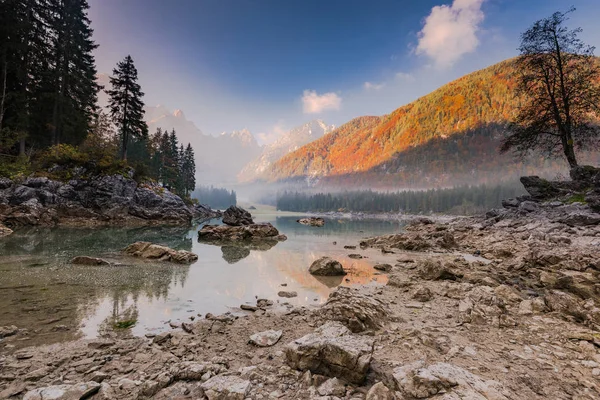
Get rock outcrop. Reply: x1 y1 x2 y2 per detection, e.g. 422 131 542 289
285 321 374 384
317 287 389 333
198 223 287 244
0 222 12 237
124 241 198 264
297 217 325 227
70 256 110 266
309 257 346 276
0 175 194 227
222 206 254 226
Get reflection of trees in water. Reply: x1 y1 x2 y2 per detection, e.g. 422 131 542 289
0 225 194 257
274 216 406 237
0 225 194 347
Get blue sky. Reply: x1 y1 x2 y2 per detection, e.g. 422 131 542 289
89 0 600 143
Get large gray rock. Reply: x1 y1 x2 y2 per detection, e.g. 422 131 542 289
285 321 374 384
392 361 509 399
222 206 253 226
318 286 389 333
23 381 101 400
249 330 283 347
520 176 563 200
309 257 346 276
124 242 198 264
200 375 251 400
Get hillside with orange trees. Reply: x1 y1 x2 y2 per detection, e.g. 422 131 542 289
262 59 528 185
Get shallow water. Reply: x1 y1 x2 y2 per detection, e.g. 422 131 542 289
0 215 405 348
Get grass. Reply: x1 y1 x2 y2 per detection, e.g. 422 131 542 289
113 319 137 329
566 193 587 204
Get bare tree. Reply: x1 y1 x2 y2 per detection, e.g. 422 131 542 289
501 7 600 168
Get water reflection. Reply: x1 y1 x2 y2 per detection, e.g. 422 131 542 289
0 216 405 349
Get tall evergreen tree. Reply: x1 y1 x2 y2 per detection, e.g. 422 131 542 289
0 0 52 153
47 0 99 146
106 55 147 161
182 143 196 196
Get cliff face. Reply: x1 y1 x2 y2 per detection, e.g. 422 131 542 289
0 175 195 227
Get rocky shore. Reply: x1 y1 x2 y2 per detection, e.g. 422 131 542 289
0 174 219 228
1 169 600 399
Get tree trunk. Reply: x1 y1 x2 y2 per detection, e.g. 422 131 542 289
0 57 6 132
562 136 578 168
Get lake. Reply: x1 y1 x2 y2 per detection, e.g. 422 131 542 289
0 214 406 349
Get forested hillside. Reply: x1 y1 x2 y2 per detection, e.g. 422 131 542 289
263 59 598 187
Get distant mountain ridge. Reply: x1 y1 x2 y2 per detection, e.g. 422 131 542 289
238 119 334 182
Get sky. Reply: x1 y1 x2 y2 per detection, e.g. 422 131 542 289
88 0 600 144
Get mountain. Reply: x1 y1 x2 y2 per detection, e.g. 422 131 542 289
97 74 263 185
260 59 595 188
145 106 261 185
238 119 335 182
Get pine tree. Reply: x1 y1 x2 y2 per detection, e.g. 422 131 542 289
47 0 99 146
106 55 147 161
0 0 52 153
182 143 196 196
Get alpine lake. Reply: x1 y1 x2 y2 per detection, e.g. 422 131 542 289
0 210 407 349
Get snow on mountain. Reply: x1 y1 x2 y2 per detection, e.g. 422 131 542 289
238 119 334 182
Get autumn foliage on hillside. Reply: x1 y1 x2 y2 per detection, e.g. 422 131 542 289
265 60 523 183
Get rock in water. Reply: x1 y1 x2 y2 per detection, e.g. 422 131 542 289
373 263 392 272
124 241 198 264
249 330 283 347
309 257 346 276
200 375 251 400
222 206 254 226
285 321 374 384
70 256 110 266
278 291 298 298
297 217 325 227
0 223 12 237
23 381 101 400
198 223 286 243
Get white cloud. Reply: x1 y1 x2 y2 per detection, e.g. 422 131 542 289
395 72 415 82
416 0 486 68
364 82 385 91
302 90 342 114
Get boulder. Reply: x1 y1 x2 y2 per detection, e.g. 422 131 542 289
124 241 198 264
520 176 563 200
366 382 393 400
297 217 325 227
198 223 286 243
249 330 283 347
200 375 251 400
392 361 509 399
70 256 110 266
285 321 374 384
570 165 600 183
319 286 389 332
0 325 18 338
23 382 101 400
0 223 12 237
373 263 393 272
309 257 346 276
222 206 253 226
278 291 298 298
418 259 461 281
558 212 600 227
